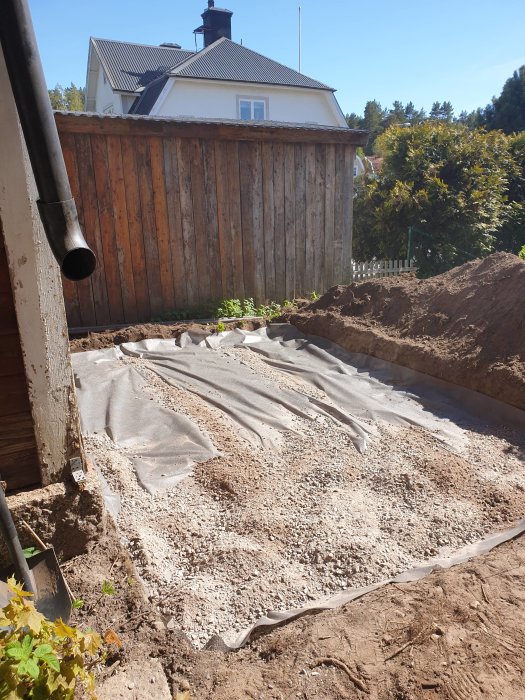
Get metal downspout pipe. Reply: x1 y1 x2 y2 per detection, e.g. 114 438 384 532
0 0 96 281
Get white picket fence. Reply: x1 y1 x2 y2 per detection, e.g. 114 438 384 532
351 259 416 281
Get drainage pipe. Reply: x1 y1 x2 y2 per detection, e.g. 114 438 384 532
0 0 96 281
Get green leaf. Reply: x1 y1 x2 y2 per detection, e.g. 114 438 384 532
33 643 53 658
21 656 39 680
6 643 25 661
40 652 60 673
101 580 117 596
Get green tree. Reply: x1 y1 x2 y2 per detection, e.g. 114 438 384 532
362 100 386 154
494 132 525 253
345 112 361 129
353 122 510 277
48 83 85 111
486 66 525 133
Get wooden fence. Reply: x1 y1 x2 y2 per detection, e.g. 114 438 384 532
351 259 417 281
56 113 367 329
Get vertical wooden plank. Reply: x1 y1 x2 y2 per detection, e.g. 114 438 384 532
202 140 222 303
163 137 188 309
214 140 234 298
106 135 138 322
314 144 326 294
75 134 111 325
239 142 256 300
273 143 286 302
342 144 355 284
135 137 163 316
294 143 306 296
252 142 265 304
227 141 244 298
283 144 296 300
91 134 125 323
304 144 316 295
262 142 276 302
59 132 82 327
324 143 336 290
176 138 199 306
333 144 345 284
188 139 210 304
149 135 175 311
120 136 151 321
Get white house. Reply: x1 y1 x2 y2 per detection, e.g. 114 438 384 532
85 2 348 128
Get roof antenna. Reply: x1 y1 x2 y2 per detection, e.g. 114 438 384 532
298 6 302 73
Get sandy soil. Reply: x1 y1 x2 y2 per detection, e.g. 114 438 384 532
285 253 525 410
64 253 525 699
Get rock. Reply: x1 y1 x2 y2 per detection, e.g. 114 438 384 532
97 658 171 700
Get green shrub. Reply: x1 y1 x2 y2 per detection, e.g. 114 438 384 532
0 578 102 699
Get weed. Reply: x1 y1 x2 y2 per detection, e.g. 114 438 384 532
309 290 320 301
0 578 102 699
71 599 85 610
101 580 117 597
21 547 40 560
216 322 226 332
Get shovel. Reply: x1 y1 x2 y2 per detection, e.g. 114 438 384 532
0 483 72 622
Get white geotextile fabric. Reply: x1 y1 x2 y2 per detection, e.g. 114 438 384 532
72 324 525 646
73 347 219 493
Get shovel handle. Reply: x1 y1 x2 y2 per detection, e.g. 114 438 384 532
0 484 35 594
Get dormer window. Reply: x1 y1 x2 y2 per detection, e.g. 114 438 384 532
238 96 267 120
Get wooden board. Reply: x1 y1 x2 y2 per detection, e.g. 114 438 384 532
163 137 188 309
202 140 222 303
189 139 211 304
176 138 199 306
149 136 175 311
120 136 151 320
323 144 336 290
227 141 245 299
283 144 296 301
273 143 286 302
214 140 234 298
262 142 276 302
74 134 111 324
106 135 138 321
135 137 164 316
294 143 306 296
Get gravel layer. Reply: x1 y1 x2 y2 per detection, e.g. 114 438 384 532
85 344 525 648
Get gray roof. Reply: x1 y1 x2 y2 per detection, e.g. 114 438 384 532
91 38 194 93
129 76 169 115
170 38 334 91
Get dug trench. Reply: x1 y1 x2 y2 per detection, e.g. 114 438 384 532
64 252 524 699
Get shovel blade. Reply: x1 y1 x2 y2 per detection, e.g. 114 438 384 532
0 548 72 622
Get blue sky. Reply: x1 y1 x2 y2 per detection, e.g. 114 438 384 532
29 0 525 118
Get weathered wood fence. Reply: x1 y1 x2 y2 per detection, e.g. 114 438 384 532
56 113 367 329
351 259 417 281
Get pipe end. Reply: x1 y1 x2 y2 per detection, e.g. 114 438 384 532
61 248 97 281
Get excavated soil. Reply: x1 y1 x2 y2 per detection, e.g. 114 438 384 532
64 253 525 699
285 253 525 410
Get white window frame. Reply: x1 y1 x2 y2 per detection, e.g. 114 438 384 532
237 95 269 121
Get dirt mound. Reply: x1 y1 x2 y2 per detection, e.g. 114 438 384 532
69 319 263 353
286 253 525 410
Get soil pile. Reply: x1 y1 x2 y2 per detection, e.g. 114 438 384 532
285 253 525 409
